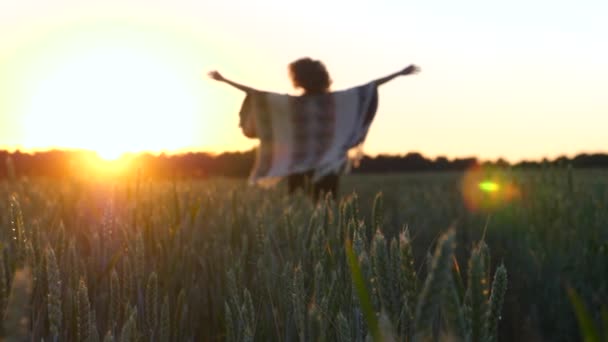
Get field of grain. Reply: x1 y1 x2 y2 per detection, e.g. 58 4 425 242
0 168 606 341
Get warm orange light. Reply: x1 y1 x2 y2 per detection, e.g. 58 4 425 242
9 27 210 158
461 166 521 212
75 151 133 180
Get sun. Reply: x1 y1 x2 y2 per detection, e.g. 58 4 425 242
76 149 134 179
96 148 124 161
17 32 207 157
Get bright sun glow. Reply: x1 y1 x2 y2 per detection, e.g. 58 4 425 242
19 40 205 157
97 148 124 161
77 150 134 179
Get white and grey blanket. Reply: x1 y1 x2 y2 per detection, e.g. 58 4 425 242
239 82 379 186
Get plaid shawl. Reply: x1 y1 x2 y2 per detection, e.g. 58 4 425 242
239 82 378 185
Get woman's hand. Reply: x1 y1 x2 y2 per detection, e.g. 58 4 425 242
373 64 421 86
401 65 421 76
207 71 256 93
208 71 225 82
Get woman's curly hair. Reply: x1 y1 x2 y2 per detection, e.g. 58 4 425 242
288 58 332 95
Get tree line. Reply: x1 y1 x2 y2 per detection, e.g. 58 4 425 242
1 149 607 179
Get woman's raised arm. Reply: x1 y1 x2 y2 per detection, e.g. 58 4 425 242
208 71 257 93
372 64 420 87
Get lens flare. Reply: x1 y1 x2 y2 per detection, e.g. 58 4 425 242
479 181 500 193
462 166 521 212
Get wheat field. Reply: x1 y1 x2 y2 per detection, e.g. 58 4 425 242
0 168 606 341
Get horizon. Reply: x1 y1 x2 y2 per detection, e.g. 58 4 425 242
1 1 607 162
2 146 607 165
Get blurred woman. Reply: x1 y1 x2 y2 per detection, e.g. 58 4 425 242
209 58 419 201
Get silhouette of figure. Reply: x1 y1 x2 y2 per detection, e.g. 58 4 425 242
209 58 419 201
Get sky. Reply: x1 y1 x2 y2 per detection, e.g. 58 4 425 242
0 0 606 162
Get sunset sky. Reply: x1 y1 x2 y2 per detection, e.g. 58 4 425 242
1 0 606 162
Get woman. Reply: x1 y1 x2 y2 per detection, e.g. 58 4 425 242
209 58 420 200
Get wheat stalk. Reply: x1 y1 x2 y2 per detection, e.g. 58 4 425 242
467 242 488 342
414 230 456 340
46 247 62 340
77 279 91 342
485 264 507 342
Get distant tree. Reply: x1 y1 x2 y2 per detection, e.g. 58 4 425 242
0 150 605 180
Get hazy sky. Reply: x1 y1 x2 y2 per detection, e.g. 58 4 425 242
1 0 606 161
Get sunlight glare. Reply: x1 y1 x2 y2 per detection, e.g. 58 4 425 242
74 150 134 181
97 148 124 161
20 42 204 156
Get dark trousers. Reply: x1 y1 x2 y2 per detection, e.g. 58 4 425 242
287 171 339 201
